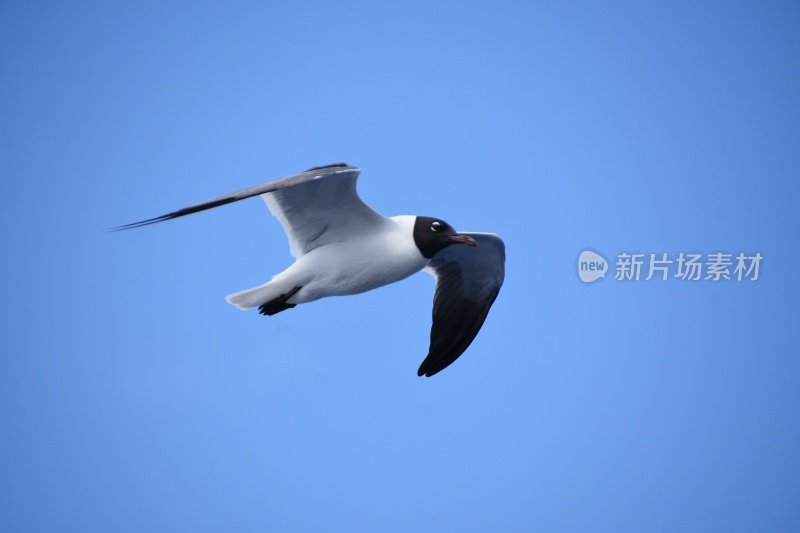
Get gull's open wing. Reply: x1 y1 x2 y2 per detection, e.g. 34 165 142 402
419 233 505 377
114 163 390 258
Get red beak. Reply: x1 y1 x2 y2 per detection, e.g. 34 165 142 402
449 234 478 247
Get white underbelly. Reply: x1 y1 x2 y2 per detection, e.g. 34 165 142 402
283 235 427 303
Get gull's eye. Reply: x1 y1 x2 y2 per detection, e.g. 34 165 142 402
430 221 442 232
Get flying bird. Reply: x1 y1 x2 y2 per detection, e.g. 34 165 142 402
117 163 505 377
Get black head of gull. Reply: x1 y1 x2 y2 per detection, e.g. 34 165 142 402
115 164 505 377
412 216 478 259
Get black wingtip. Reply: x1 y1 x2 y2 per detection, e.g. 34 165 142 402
416 362 438 378
111 194 243 232
109 216 172 232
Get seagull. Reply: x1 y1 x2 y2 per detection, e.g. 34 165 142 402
117 163 505 377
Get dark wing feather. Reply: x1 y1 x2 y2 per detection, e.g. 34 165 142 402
418 233 505 377
112 163 358 231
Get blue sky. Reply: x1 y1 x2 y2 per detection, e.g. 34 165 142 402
2 1 799 531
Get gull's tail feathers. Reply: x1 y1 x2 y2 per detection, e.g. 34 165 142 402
226 283 280 310
225 282 302 316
